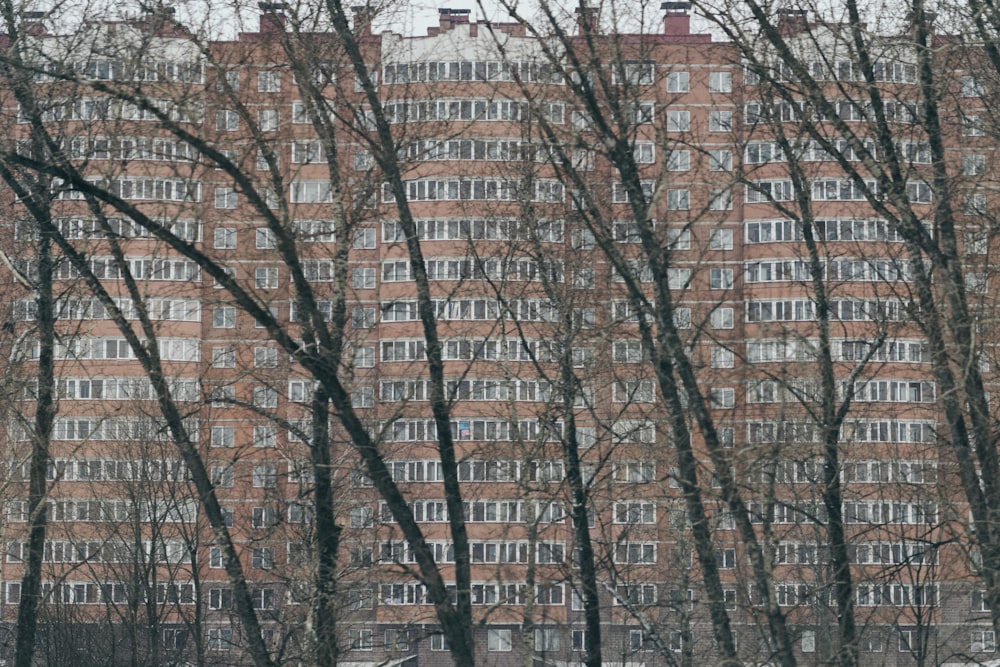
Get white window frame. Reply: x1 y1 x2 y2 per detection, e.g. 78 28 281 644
667 110 690 132
709 71 733 93
258 70 280 92
214 227 236 249
258 108 279 131
667 71 689 93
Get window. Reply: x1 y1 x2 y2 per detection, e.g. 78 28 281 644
252 466 277 489
802 630 816 653
715 548 736 568
710 110 733 132
258 70 280 92
706 589 729 611
667 268 691 289
617 60 654 85
216 148 237 166
864 635 884 653
668 228 691 249
630 629 653 652
217 69 239 91
385 629 409 651
353 268 376 289
962 75 984 97
711 346 734 368
255 267 278 289
215 110 238 131
256 150 269 171
535 629 561 652
614 502 657 527
667 71 689 92
350 506 373 528
256 228 276 249
710 387 735 408
710 189 733 210
211 426 234 448
966 231 989 254
613 340 645 363
349 629 374 651
633 142 654 163
572 630 587 651
711 307 734 329
667 110 690 132
899 630 915 653
964 153 986 175
431 634 451 651
710 229 734 249
212 346 235 368
710 149 732 171
291 101 309 123
214 227 236 249
352 307 375 329
354 346 375 368
353 227 376 249
710 268 734 289
572 347 594 367
254 346 278 367
252 507 277 528
353 150 373 170
572 229 595 249
616 542 656 564
573 308 595 329
614 379 656 403
209 385 236 408
214 187 236 209
965 193 988 215
710 71 733 92
248 588 275 612
667 150 691 171
967 272 988 294
572 110 593 131
667 189 690 210
382 260 409 282
616 584 657 605
973 630 996 653
253 426 276 448
211 465 234 488
355 68 378 92
253 386 278 408
488 629 512 652
963 114 984 136
352 386 374 408
574 268 595 288
208 627 233 651
258 109 278 131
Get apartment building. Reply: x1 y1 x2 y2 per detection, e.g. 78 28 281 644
0 3 993 666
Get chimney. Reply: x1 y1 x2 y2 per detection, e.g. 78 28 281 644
23 10 46 36
352 5 373 37
777 8 809 35
438 8 470 32
576 5 599 33
661 2 690 36
142 6 176 30
905 8 935 38
258 2 287 34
